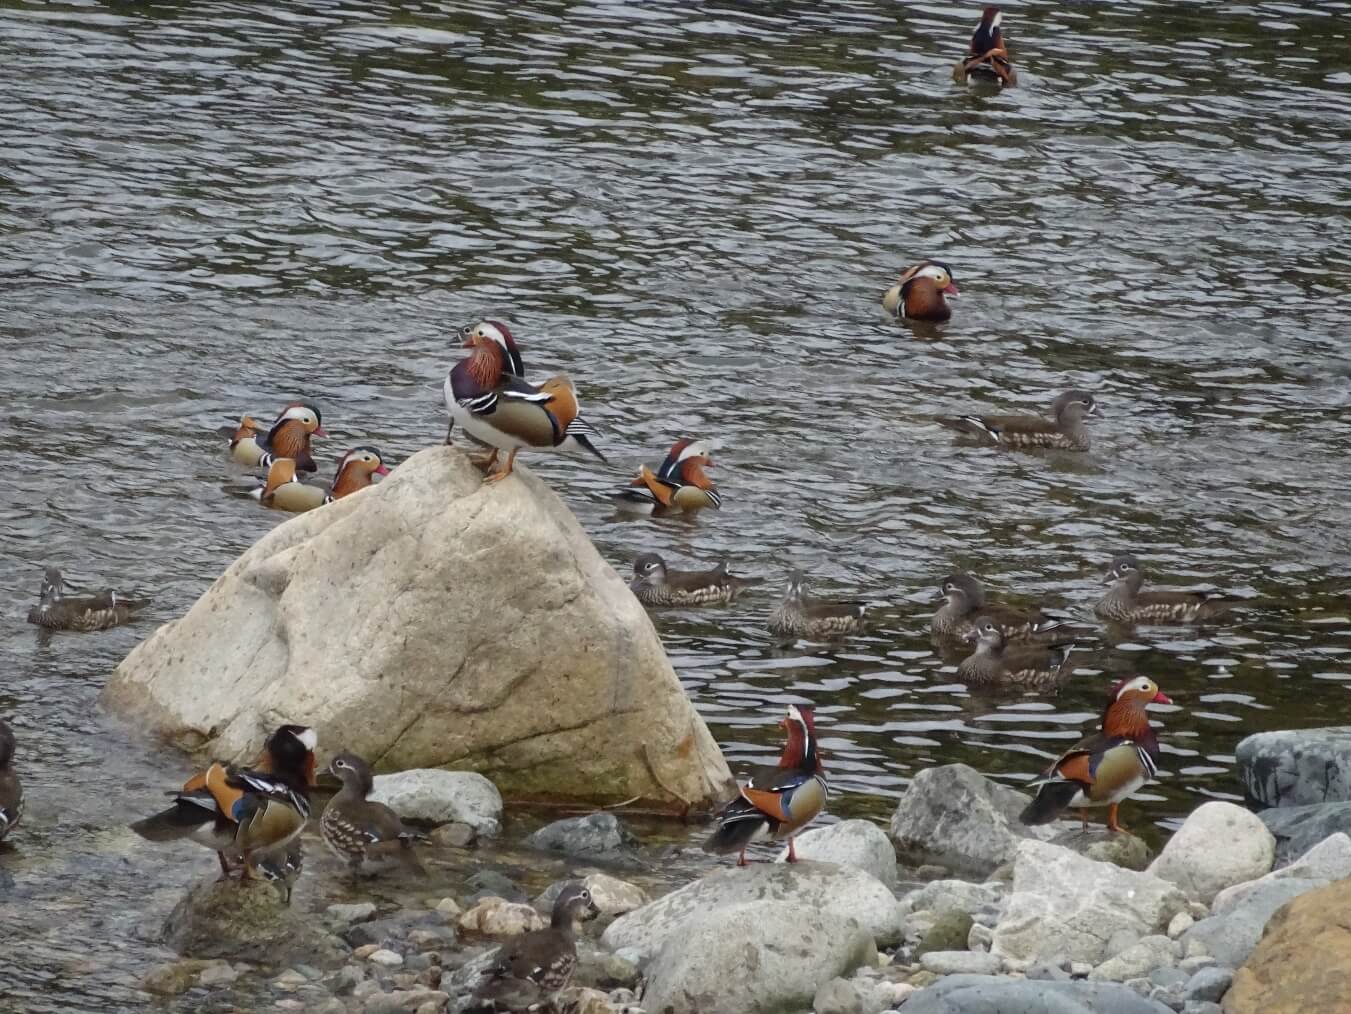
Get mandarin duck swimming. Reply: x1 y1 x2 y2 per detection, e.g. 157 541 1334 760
629 552 762 607
613 438 721 514
443 320 604 482
932 572 1069 642
882 261 959 322
705 704 828 866
321 752 426 879
467 883 600 1013
1096 555 1237 625
130 723 317 880
958 617 1078 691
953 6 1017 87
26 567 148 632
1020 676 1171 832
0 719 23 844
768 571 867 642
938 390 1099 451
251 447 391 513
229 402 327 473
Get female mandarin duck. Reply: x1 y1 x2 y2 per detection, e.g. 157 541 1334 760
768 571 868 642
938 390 1100 451
1096 555 1236 625
705 704 828 866
443 320 604 482
130 724 317 879
1021 676 1172 832
321 752 426 879
953 6 1017 87
229 402 327 473
252 447 391 513
932 572 1067 642
882 261 959 322
958 617 1077 692
629 552 762 607
614 438 721 514
26 567 148 632
0 719 22 843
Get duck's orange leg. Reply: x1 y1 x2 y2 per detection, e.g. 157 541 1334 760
786 838 799 863
483 448 518 484
469 448 499 472
1106 803 1127 833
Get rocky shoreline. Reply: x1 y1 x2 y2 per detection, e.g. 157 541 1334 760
137 737 1351 1014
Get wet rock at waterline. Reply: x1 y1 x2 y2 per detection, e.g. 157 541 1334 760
524 812 639 863
1234 727 1351 809
1258 801 1351 866
102 447 734 809
897 975 1175 1014
163 877 347 963
368 769 502 836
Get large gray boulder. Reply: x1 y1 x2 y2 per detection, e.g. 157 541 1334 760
640 900 875 1014
102 448 733 809
1259 801 1351 866
1210 832 1351 913
601 862 901 962
1235 727 1351 808
1181 877 1325 968
369 769 502 835
898 974 1174 1013
776 819 898 887
1146 801 1274 904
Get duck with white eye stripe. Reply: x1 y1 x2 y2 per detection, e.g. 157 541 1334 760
251 446 392 513
1096 555 1238 625
937 390 1100 451
882 260 959 322
229 401 327 473
613 438 721 515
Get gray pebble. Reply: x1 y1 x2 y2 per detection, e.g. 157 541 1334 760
1149 966 1189 988
1024 960 1071 981
1182 966 1234 1004
1183 1003 1223 1014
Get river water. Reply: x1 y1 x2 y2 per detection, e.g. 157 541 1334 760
3 1 1350 1010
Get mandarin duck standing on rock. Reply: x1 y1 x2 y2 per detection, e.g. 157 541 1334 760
26 567 148 632
1096 555 1237 625
254 841 303 904
467 882 600 1013
251 447 391 513
958 617 1078 692
130 724 317 880
932 572 1068 642
320 752 426 879
629 552 762 606
1021 676 1172 832
0 719 23 844
768 571 867 642
443 320 604 483
937 390 1099 451
953 6 1017 86
613 438 721 514
229 402 326 473
882 260 959 322
705 705 828 866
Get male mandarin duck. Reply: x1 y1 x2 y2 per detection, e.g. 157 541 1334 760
26 567 148 632
1020 676 1172 832
629 552 762 607
443 319 604 482
613 438 721 514
321 752 426 879
953 6 1017 87
938 390 1100 451
768 571 867 642
705 704 828 866
932 572 1068 642
467 883 600 1013
881 261 959 322
229 402 327 473
130 723 317 879
251 447 391 513
1096 555 1237 625
0 719 23 844
958 617 1077 692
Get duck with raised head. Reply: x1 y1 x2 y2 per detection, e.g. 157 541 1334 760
882 261 959 322
467 883 600 1013
229 402 327 473
0 720 23 844
1096 555 1236 625
26 568 148 632
130 723 318 880
932 572 1068 642
321 752 426 879
768 571 867 642
252 447 392 513
938 389 1100 451
953 6 1017 87
705 704 828 866
443 320 604 483
629 552 762 607
958 617 1077 691
614 438 721 515
1020 676 1172 832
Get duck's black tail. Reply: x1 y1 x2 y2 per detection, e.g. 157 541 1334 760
703 798 770 855
1018 780 1081 826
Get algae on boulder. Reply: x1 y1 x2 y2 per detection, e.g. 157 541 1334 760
102 448 733 809
163 878 345 963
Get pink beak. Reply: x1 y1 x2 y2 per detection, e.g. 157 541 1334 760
943 282 960 297
374 464 391 476
314 425 329 437
1152 691 1173 705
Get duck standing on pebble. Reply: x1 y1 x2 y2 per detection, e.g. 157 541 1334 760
321 752 426 879
768 571 867 642
932 572 1067 642
252 447 391 513
1095 555 1236 625
614 438 721 514
958 617 1077 691
705 704 828 866
468 883 600 1013
1021 676 1172 832
229 402 326 473
0 720 23 843
882 261 959 322
629 553 761 606
953 6 1017 87
937 390 1099 451
26 568 148 632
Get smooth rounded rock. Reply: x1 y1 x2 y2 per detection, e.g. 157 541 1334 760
1181 878 1325 968
524 812 637 860
369 770 502 835
537 872 648 917
1181 966 1232 1003
457 897 546 936
895 974 1175 1013
1210 832 1351 914
162 877 345 964
1146 802 1274 904
1089 935 1178 982
1259 801 1351 867
1235 727 1351 809
919 950 1003 976
779 819 898 887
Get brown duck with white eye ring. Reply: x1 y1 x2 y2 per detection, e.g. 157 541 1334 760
958 616 1078 691
937 390 1100 451
1095 555 1237 625
320 752 425 879
882 261 959 322
629 552 762 607
932 572 1069 642
768 571 867 642
26 568 148 632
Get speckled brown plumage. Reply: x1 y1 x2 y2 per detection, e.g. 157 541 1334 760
932 573 1067 641
26 568 147 632
768 571 867 641
630 553 762 607
958 617 1077 691
938 390 1098 452
321 752 425 878
1095 555 1236 625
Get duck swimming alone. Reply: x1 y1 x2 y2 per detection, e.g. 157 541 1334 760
953 6 1017 87
252 447 391 513
629 552 762 607
26 568 148 632
229 402 327 473
937 390 1100 451
613 438 721 514
882 261 959 322
1095 555 1236 625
